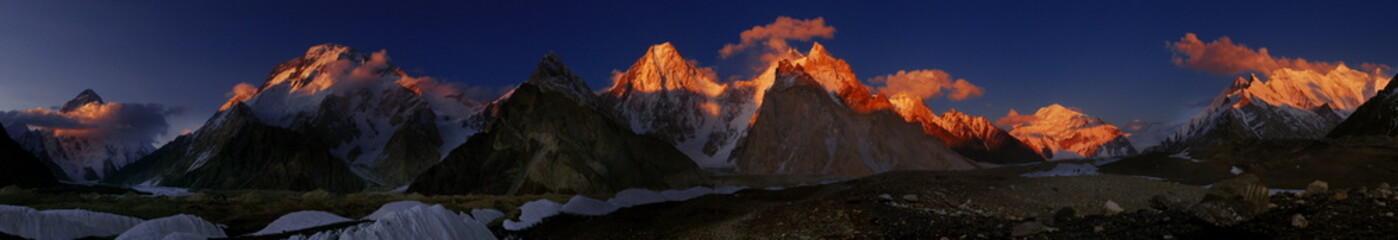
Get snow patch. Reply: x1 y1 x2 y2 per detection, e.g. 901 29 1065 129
0 205 144 240
1170 151 1204 163
131 186 192 197
606 188 668 208
503 199 562 231
661 186 716 201
1269 189 1304 196
115 214 226 240
251 211 352 236
559 196 619 216
715 185 749 194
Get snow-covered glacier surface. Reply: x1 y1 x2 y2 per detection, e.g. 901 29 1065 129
289 204 495 240
251 211 352 236
115 214 226 240
0 205 144 240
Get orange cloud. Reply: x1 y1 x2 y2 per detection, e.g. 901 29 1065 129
994 109 1040 128
871 69 984 101
1168 33 1378 75
719 16 836 63
350 50 392 83
220 83 258 110
1 99 179 143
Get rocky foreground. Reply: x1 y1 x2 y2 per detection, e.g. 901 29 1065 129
524 168 1398 239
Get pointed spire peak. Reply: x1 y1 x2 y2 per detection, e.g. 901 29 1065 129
808 42 829 58
60 89 105 113
647 42 679 55
527 52 597 105
642 42 687 64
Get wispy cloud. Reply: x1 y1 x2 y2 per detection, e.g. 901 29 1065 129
719 16 836 64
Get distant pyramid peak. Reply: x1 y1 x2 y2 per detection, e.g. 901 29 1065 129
527 52 597 105
60 89 104 113
608 42 726 97
646 42 681 58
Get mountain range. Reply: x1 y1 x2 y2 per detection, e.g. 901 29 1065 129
6 42 1389 195
1153 65 1391 153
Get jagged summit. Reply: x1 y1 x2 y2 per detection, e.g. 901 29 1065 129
887 94 1044 164
807 41 830 59
527 53 597 106
1153 64 1388 153
60 89 104 113
1329 73 1398 137
607 43 726 97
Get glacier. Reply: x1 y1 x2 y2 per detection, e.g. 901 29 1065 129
0 205 144 240
251 211 352 236
559 196 620 216
115 214 226 240
290 204 495 240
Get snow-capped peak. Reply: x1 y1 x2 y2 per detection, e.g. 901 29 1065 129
60 89 104 113
605 43 726 98
1002 104 1136 160
198 44 486 185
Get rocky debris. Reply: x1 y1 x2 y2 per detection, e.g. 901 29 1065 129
1104 200 1125 215
878 194 893 201
1011 221 1054 237
1150 194 1188 210
1054 207 1077 223
1192 175 1270 226
902 194 919 202
1307 180 1330 196
1332 192 1349 201
1291 214 1308 228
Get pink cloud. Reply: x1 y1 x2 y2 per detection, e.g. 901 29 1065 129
994 109 1040 128
1167 33 1381 75
871 69 984 101
719 16 836 64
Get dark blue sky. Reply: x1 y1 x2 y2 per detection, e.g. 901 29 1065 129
2 0 1395 143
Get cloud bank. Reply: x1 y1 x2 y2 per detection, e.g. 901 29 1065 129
1169 33 1390 76
1 93 181 147
871 69 984 101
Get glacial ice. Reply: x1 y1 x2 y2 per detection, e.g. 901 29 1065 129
560 195 619 216
290 204 495 240
715 185 749 194
0 205 144 240
251 211 352 236
130 185 193 197
607 188 668 207
363 200 428 220
661 186 715 201
469 209 505 224
503 199 562 230
115 214 226 240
